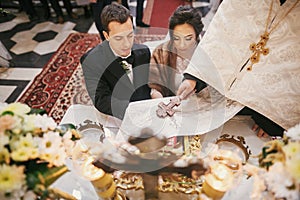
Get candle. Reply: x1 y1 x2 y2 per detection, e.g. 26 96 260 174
202 164 234 199
72 141 127 200
213 149 242 171
82 157 105 180
81 157 117 199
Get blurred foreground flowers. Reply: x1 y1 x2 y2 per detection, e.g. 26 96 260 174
0 102 81 200
246 123 300 200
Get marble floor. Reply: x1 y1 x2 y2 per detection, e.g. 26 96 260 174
0 0 216 104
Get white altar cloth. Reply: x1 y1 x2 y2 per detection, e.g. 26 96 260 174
119 87 244 139
51 104 269 200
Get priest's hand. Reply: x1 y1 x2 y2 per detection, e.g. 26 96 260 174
252 124 269 138
177 79 196 100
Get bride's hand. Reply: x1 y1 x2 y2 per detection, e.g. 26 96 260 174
150 89 163 99
177 79 196 100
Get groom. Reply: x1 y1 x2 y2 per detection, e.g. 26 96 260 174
81 2 151 119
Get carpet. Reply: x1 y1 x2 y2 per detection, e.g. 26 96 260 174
18 32 166 123
150 0 189 28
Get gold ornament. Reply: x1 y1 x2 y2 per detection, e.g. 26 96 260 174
247 0 299 71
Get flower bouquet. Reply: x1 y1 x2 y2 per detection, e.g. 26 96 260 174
0 102 81 200
245 123 300 200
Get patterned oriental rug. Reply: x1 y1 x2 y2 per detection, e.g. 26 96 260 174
18 32 166 123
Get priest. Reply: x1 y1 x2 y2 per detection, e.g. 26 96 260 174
177 0 300 137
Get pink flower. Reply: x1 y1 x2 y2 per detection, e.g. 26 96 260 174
0 115 16 133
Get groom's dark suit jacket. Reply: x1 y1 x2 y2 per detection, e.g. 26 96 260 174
81 41 151 119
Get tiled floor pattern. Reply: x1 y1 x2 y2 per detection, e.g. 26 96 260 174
0 0 143 103
0 0 215 103
0 8 92 102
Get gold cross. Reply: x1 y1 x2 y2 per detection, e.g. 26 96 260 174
247 32 270 71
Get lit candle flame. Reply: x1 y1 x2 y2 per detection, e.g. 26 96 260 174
81 157 105 181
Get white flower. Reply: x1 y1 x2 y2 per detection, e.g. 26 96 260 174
23 114 57 133
35 114 57 131
62 131 76 156
38 131 63 153
0 146 10 164
283 141 300 159
22 115 37 133
282 141 300 184
0 164 25 193
10 147 32 162
120 61 130 72
250 172 267 200
40 147 67 167
0 134 9 147
38 131 70 166
0 103 7 111
0 102 79 199
264 162 298 199
9 133 37 151
285 157 300 185
285 123 300 140
9 116 22 135
0 102 30 116
4 185 27 200
63 129 72 140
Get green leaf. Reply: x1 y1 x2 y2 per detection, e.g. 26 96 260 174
26 161 49 189
29 108 47 115
56 123 81 140
25 161 68 190
56 123 76 133
42 165 69 187
1 111 14 116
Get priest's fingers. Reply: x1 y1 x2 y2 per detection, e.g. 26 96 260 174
177 79 196 100
257 128 264 137
252 124 259 131
257 128 269 138
263 132 269 138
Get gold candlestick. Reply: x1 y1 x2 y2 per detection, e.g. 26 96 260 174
202 164 234 199
81 157 126 200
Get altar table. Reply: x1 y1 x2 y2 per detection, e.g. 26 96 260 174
51 104 269 200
